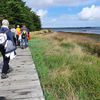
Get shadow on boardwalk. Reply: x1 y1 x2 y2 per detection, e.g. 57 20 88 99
0 48 45 100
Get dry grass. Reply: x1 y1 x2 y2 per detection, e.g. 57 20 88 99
49 66 72 80
29 31 100 100
30 30 100 57
31 31 95 43
70 45 85 56
37 31 100 56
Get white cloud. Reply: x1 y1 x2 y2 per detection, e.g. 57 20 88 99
36 9 47 18
23 0 98 9
22 0 100 27
41 14 100 27
79 5 100 20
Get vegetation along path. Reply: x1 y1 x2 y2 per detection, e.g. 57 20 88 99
0 47 45 100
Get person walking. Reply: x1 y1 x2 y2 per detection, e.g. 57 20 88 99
21 25 30 41
20 25 30 48
16 25 21 46
0 19 16 79
11 27 17 45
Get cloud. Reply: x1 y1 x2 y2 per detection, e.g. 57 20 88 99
23 0 98 9
36 9 47 18
79 5 100 20
41 14 100 27
22 0 100 27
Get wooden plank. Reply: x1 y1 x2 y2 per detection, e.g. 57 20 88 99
0 48 45 100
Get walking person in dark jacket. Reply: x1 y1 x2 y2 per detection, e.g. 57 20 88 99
0 19 16 79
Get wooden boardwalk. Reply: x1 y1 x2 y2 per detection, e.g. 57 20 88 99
0 48 45 100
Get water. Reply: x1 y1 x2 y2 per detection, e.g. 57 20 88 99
45 27 100 34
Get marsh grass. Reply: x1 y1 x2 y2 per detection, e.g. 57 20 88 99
29 31 100 100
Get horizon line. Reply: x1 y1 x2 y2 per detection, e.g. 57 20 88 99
42 26 100 28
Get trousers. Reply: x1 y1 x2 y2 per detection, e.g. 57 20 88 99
0 45 10 74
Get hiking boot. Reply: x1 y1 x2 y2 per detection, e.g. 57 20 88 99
1 73 8 79
7 67 13 73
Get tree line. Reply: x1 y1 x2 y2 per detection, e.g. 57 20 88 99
0 0 41 31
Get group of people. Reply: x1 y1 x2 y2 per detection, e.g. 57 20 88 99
11 24 30 49
0 19 30 79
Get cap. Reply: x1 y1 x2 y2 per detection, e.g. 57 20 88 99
17 25 20 28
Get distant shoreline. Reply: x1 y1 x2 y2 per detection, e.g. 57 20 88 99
43 27 100 34
56 31 100 35
42 27 100 29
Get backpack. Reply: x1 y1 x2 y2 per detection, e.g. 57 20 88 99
21 30 27 39
0 30 8 46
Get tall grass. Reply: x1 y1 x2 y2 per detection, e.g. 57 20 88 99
29 32 100 100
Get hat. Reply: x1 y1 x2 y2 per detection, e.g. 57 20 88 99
17 25 20 28
2 19 9 26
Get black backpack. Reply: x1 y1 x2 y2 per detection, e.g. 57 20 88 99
21 31 27 39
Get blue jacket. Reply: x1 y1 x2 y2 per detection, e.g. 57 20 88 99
0 27 14 42
0 27 16 53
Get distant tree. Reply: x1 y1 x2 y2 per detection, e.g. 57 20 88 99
0 0 41 31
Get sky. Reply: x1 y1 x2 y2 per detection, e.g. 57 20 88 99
23 0 100 28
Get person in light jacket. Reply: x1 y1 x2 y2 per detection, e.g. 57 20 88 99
0 19 16 79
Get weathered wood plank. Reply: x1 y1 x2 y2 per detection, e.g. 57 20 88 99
0 48 45 100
